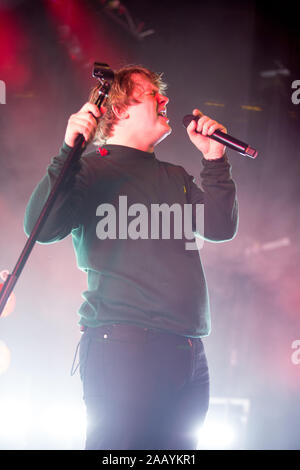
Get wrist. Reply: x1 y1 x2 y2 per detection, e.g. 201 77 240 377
203 154 224 161
202 146 225 160
62 140 73 152
202 154 227 165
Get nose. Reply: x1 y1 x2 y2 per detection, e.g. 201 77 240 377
157 93 169 106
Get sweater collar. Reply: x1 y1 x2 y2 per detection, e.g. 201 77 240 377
98 144 156 161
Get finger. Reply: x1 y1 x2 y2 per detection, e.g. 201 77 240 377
207 123 227 135
202 119 218 136
68 116 97 142
198 117 226 136
187 117 197 134
79 102 101 119
70 112 98 129
196 116 211 135
192 108 203 117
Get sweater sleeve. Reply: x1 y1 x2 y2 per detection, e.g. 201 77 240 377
187 155 238 242
24 143 91 244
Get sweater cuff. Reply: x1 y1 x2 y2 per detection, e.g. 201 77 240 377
201 154 228 167
61 141 73 154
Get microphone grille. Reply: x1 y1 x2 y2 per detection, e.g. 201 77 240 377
182 114 199 128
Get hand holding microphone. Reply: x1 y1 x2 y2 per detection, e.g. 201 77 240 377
183 109 258 159
64 103 106 148
184 110 227 160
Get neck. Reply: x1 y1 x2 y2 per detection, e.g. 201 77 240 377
106 124 156 153
106 136 154 153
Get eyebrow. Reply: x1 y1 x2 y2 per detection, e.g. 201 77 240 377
134 83 159 97
147 84 163 96
147 88 159 95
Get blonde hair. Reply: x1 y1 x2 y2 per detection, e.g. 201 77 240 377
89 65 168 146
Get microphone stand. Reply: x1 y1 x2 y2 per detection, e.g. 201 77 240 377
0 63 114 317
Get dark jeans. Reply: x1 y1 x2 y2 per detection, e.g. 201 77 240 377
79 323 209 450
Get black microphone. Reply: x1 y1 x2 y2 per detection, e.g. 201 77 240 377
183 114 258 159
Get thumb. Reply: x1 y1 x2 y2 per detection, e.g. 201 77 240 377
80 102 101 118
187 109 203 135
187 118 197 134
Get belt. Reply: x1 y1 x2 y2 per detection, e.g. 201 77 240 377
80 323 194 347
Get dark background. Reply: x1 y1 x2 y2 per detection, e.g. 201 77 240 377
0 0 299 449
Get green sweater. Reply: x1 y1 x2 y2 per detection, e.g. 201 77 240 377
24 143 238 337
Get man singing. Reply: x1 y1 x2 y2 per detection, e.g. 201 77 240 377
24 65 238 449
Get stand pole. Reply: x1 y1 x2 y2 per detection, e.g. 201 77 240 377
0 65 113 316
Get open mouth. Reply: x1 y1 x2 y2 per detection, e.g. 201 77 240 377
157 107 166 116
157 109 169 121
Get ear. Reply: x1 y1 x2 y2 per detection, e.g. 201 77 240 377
112 105 129 120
